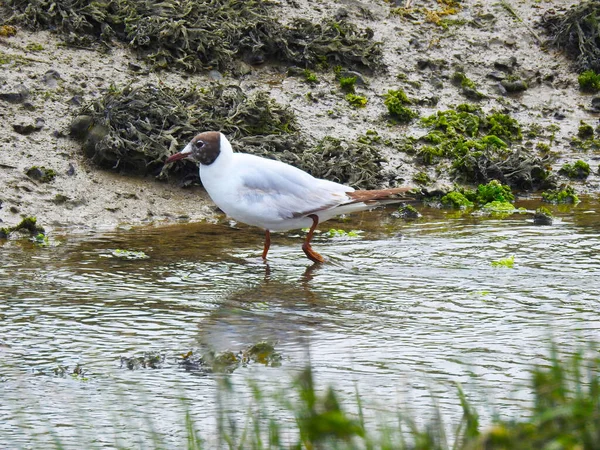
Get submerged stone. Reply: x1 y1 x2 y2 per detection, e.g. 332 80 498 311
533 207 553 225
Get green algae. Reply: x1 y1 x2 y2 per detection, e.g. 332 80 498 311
440 180 515 211
384 89 418 123
542 186 580 204
578 70 600 92
412 171 432 185
25 166 56 182
441 191 474 209
345 93 368 108
473 179 515 204
394 204 421 220
415 105 549 188
451 71 485 100
578 122 594 140
481 201 519 213
0 216 45 239
303 69 318 84
339 76 357 93
110 249 150 260
491 255 515 268
3 1 384 72
178 342 282 374
326 229 360 238
559 160 591 179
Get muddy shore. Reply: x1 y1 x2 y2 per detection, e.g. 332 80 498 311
0 0 598 232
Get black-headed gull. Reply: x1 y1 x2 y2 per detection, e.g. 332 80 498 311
165 132 414 263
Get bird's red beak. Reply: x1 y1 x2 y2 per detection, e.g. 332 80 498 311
165 152 189 164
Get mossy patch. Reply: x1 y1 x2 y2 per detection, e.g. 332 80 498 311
412 171 431 185
326 228 360 238
440 180 515 211
3 1 384 72
345 93 368 108
393 204 421 220
303 69 318 84
451 71 485 100
578 70 600 92
339 76 357 93
474 179 515 204
441 191 474 209
542 186 579 204
178 342 282 374
25 42 44 52
578 122 595 139
559 160 591 180
414 105 549 188
0 216 45 239
384 89 418 123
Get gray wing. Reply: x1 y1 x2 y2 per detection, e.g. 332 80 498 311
236 155 353 221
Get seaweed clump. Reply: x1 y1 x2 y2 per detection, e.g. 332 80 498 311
71 83 299 180
72 82 388 189
384 89 418 123
416 104 551 189
578 70 600 92
300 136 386 189
440 180 515 210
559 160 591 179
0 216 45 239
542 186 580 204
179 342 282 374
2 1 384 72
541 1 600 72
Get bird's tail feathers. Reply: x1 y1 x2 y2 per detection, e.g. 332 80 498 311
346 187 417 205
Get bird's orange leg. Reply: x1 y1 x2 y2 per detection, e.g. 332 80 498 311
302 214 325 264
262 229 271 260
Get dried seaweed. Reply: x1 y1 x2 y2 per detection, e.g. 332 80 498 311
301 136 385 189
2 0 384 72
71 83 386 189
279 18 384 71
541 0 600 72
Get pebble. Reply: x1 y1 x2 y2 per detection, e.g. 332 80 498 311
13 117 44 135
208 70 223 81
493 56 517 72
0 85 30 104
533 211 553 226
42 69 61 88
501 79 528 93
487 71 506 81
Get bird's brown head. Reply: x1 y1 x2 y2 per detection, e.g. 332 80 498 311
165 131 222 166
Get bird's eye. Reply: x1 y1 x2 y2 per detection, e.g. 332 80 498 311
196 141 205 149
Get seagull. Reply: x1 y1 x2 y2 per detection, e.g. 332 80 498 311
165 132 414 264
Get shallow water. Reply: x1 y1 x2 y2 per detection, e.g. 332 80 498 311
1 197 600 447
